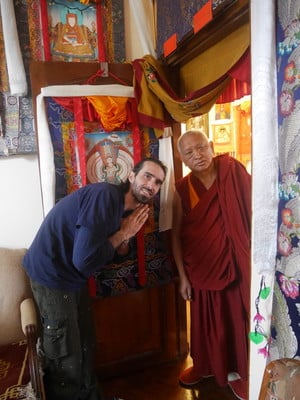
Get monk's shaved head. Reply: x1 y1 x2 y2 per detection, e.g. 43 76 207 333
177 130 209 154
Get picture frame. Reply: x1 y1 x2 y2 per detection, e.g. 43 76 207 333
185 113 209 136
40 0 105 62
214 103 231 120
211 122 234 153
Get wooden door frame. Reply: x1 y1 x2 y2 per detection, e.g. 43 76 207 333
163 0 250 182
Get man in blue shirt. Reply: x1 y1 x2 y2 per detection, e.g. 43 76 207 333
23 157 167 400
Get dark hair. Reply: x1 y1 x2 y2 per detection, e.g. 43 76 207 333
132 157 167 178
121 157 167 193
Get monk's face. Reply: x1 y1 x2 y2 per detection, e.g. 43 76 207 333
179 133 214 172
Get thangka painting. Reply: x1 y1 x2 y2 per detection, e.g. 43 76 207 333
44 95 174 297
40 0 102 62
30 0 125 62
85 131 134 185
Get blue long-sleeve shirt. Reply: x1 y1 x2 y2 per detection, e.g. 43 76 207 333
23 182 125 290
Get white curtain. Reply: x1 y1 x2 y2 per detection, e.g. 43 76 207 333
0 0 27 95
159 129 175 231
250 1 278 399
124 0 156 60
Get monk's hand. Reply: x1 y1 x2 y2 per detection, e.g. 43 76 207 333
180 276 192 301
120 204 149 239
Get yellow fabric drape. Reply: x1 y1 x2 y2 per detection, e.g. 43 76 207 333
134 54 230 124
133 23 250 126
0 13 9 93
180 23 250 95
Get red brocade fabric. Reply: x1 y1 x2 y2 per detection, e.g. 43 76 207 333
0 340 30 398
216 49 251 104
176 154 251 386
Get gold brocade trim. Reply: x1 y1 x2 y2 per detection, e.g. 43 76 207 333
0 385 25 400
142 127 150 156
0 14 9 93
27 0 44 61
0 359 10 380
105 1 114 63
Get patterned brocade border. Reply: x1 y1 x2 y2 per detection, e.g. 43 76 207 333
0 340 31 399
0 0 37 156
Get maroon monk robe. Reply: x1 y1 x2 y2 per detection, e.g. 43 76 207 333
176 153 251 387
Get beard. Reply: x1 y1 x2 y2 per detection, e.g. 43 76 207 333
132 184 154 204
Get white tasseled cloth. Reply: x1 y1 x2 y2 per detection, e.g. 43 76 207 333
159 129 175 231
0 0 27 95
17 383 37 400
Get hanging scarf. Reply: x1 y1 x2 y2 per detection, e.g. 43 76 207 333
0 0 27 95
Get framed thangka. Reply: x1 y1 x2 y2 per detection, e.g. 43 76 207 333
40 0 104 62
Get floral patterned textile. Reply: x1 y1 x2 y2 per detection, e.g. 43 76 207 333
0 16 9 94
94 231 174 297
27 0 44 62
270 1 300 361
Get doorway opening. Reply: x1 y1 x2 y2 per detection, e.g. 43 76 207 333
178 94 252 359
180 95 251 177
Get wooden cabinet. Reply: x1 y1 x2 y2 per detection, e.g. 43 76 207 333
92 279 188 378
